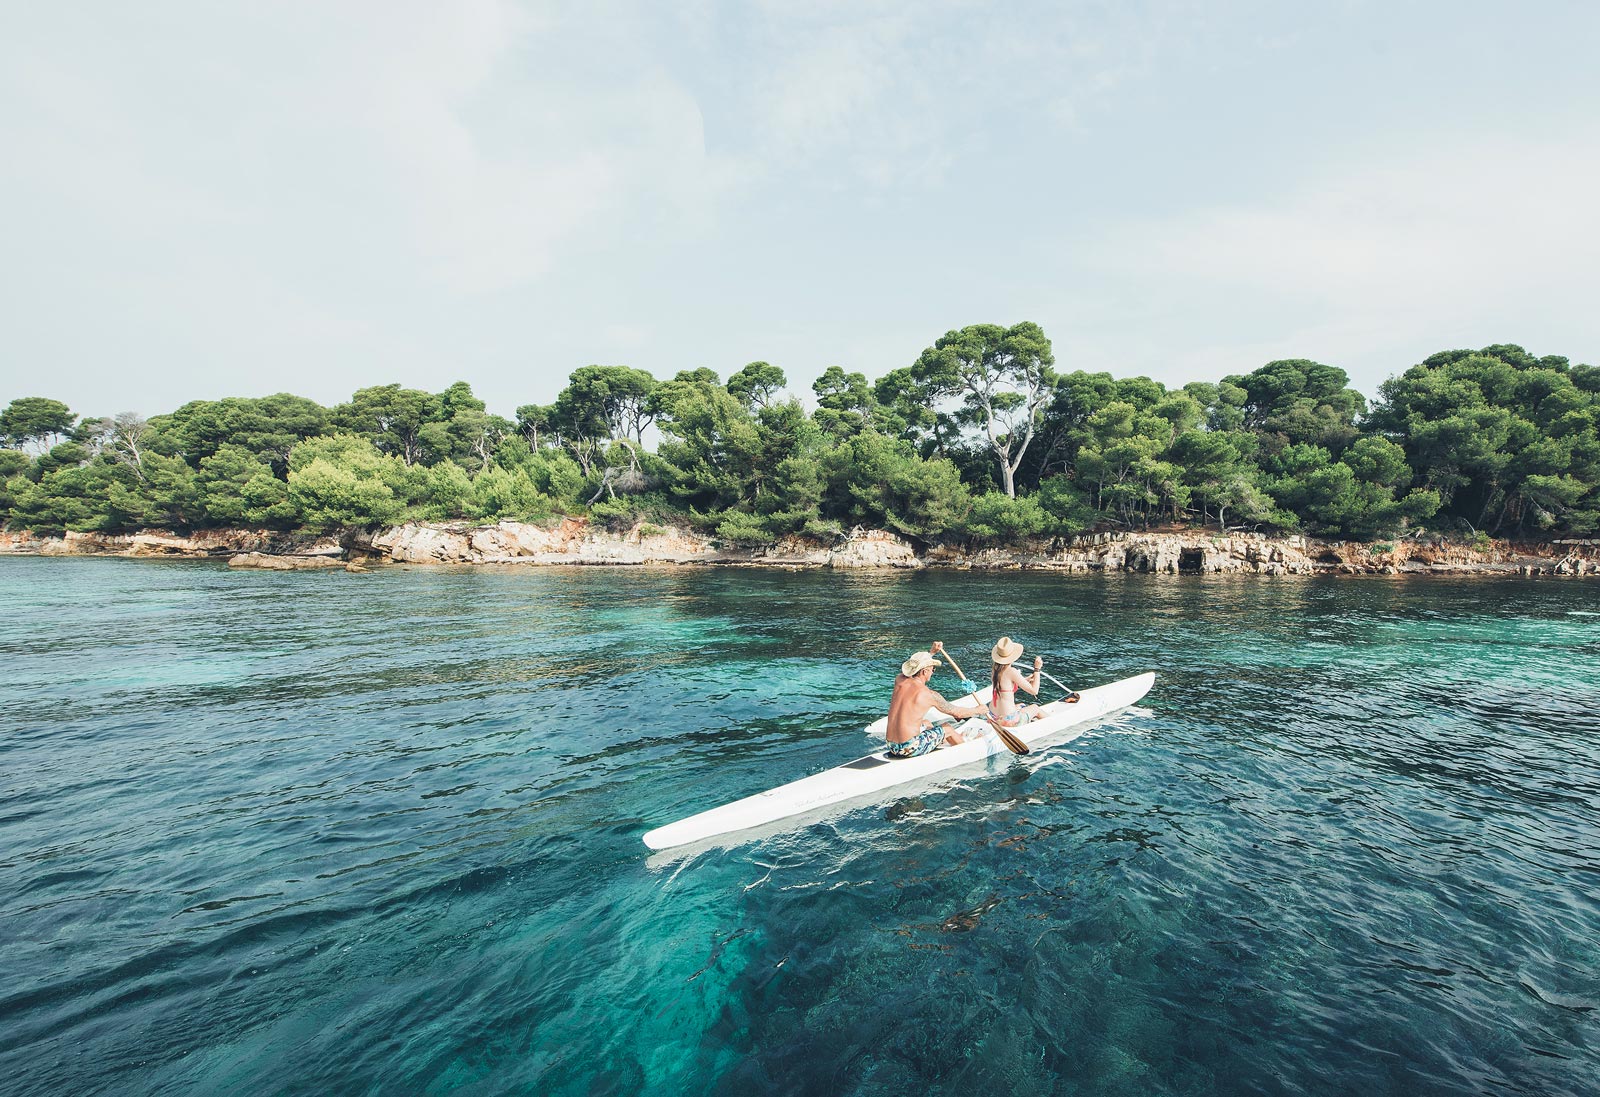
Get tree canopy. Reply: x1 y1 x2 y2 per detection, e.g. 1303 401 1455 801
4 338 1593 543
908 322 1056 497
1 398 76 451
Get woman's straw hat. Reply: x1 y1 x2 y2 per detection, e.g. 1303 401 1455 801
991 636 1025 665
900 650 938 677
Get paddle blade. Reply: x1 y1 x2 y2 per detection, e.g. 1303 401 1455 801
998 727 1029 756
986 718 1029 756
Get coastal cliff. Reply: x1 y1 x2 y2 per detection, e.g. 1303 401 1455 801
4 522 1599 576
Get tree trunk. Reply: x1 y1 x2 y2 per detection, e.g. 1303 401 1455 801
615 436 642 471
1491 494 1513 537
567 441 594 477
587 467 619 505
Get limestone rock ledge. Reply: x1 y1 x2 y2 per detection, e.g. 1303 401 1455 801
0 528 342 558
5 522 1598 576
357 523 1600 575
823 529 920 569
362 518 709 565
227 552 344 571
357 519 920 568
926 532 1318 575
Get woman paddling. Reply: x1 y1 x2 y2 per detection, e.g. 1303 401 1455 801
988 636 1044 727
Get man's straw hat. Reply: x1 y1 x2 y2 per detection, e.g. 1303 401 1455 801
900 650 938 677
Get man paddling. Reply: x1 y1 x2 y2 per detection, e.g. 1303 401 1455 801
885 641 986 758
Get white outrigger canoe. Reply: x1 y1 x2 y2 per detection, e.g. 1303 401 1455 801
641 671 1155 852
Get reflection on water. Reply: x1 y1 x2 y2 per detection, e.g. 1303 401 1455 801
0 558 1597 1096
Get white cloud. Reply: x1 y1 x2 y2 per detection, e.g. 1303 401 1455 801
1 0 713 298
1108 131 1600 297
695 1 1199 192
0 0 725 412
1076 129 1600 388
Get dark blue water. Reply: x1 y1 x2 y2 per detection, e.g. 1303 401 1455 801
2 558 1597 1096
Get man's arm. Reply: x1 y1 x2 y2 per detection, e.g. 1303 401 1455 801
925 688 984 721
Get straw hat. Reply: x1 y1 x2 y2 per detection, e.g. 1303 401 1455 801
991 636 1024 665
900 650 938 677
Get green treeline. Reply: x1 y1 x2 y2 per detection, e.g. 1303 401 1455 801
3 329 1598 544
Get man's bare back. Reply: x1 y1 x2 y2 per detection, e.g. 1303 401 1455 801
886 642 985 751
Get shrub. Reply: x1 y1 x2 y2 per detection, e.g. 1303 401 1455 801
1037 476 1098 535
715 510 777 545
964 491 1048 544
802 517 842 541
287 457 403 530
471 464 551 521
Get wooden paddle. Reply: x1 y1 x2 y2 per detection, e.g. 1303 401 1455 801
1038 668 1081 702
937 649 1029 757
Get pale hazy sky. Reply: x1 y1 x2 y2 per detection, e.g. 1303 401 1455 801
3 1 1597 420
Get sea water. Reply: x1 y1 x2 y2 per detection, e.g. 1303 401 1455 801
1 557 1596 1096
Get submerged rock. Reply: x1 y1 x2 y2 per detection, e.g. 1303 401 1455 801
940 893 1003 932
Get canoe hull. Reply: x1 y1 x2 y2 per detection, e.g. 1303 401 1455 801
641 671 1155 852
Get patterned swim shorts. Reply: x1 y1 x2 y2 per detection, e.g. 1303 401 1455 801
886 722 944 758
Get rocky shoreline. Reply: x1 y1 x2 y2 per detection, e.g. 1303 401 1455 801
3 521 1598 577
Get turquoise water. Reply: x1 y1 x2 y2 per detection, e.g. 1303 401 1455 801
2 558 1598 1096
